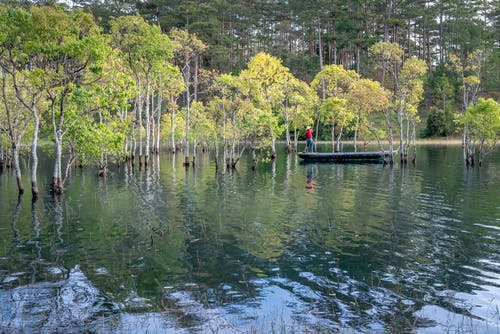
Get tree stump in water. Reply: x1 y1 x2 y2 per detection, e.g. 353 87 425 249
98 166 108 177
50 177 64 195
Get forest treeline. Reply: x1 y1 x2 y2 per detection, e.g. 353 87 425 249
0 1 499 199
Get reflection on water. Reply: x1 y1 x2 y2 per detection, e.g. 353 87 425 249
0 145 499 333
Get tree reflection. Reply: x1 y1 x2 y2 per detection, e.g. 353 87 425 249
10 195 22 246
29 199 41 284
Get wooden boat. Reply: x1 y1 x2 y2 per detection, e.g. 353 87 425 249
298 151 395 163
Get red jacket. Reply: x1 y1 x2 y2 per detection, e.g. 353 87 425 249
305 128 313 139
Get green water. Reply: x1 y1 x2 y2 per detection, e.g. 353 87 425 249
0 145 499 333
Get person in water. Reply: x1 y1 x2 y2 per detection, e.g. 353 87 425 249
305 126 314 152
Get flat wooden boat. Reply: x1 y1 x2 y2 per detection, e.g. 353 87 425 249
298 151 395 163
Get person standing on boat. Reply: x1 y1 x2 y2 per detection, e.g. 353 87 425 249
305 126 314 152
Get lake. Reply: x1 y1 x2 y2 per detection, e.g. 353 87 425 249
0 144 499 333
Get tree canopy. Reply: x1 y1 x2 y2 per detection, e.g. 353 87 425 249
0 1 498 196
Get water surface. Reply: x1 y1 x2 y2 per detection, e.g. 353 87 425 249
0 145 499 333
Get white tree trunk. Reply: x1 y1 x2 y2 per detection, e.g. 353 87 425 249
12 144 23 195
145 78 151 166
137 91 143 165
52 136 63 194
184 84 191 166
285 121 291 152
336 127 343 152
31 111 39 197
156 92 162 154
354 113 360 152
293 126 298 152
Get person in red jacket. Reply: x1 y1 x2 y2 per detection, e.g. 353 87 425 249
305 126 314 152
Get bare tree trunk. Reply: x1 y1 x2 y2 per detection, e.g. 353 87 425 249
156 92 162 154
398 98 404 163
230 119 236 167
12 144 23 195
194 54 199 102
285 121 291 153
150 92 156 154
367 123 385 154
63 146 76 184
270 128 276 160
333 25 338 64
330 123 335 152
317 18 326 100
293 126 298 152
336 127 343 152
465 138 475 166
0 144 4 171
383 110 395 165
411 120 417 164
11 73 40 198
404 112 410 163
137 80 143 166
232 143 247 169
144 77 151 166
192 136 196 166
2 76 24 195
223 112 228 168
183 65 191 166
31 112 39 198
132 129 137 164
214 137 219 169
51 137 63 194
439 1 444 64
382 0 393 87
355 42 360 73
170 96 176 153
354 113 360 152
478 138 484 166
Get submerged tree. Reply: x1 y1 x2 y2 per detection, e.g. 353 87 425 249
311 64 360 151
320 97 355 152
110 15 174 167
464 98 500 166
369 42 403 162
448 50 483 152
0 72 29 195
0 6 48 198
170 27 207 166
284 78 317 153
347 78 390 152
41 8 108 194
240 52 291 160
398 57 428 163
154 63 184 154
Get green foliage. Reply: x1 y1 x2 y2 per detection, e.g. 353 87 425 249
240 52 295 142
320 97 355 131
465 98 500 142
483 49 500 94
425 107 456 137
426 67 458 106
311 64 360 98
347 79 390 117
70 116 127 166
170 27 207 64
1 0 498 185
109 15 174 78
369 42 404 64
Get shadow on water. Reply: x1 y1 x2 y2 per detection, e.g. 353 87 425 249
0 145 499 333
